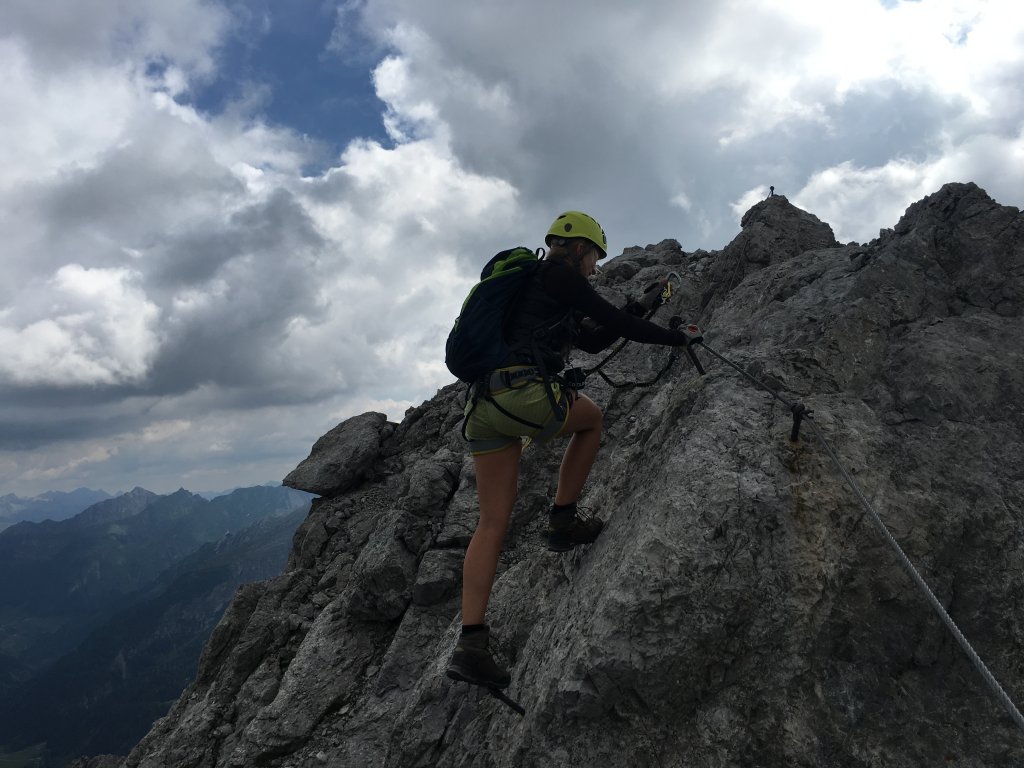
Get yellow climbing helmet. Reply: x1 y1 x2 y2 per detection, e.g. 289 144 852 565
545 211 608 259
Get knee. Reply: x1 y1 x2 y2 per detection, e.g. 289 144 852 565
475 511 513 540
567 397 601 432
476 496 516 529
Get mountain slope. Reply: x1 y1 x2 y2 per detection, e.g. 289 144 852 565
0 507 309 766
0 488 113 530
117 183 1024 768
0 486 310 673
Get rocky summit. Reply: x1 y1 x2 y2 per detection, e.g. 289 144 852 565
109 182 1023 768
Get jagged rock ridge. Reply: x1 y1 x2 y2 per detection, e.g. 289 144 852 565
114 183 1024 768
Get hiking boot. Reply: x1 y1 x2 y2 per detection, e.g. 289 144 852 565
547 504 603 552
446 627 511 689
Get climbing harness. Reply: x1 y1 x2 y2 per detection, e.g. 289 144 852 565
686 340 1024 734
459 310 577 448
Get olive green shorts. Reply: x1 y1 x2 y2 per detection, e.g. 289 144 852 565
464 371 572 456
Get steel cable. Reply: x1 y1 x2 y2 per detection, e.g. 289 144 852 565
697 339 1024 733
806 417 1024 733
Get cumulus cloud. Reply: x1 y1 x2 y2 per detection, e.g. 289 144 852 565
0 265 160 386
1 0 1022 495
795 127 1024 243
0 0 229 73
0 0 529 494
357 0 1024 247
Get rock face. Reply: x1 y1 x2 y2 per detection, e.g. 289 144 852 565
284 412 394 496
701 194 839 315
117 182 1024 767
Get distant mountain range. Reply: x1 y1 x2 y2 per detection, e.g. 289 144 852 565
0 483 313 766
0 488 113 530
0 485 287 530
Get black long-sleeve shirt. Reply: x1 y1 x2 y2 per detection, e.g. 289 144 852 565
538 261 685 351
504 260 687 370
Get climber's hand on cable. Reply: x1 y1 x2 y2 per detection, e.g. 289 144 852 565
680 323 703 346
669 316 703 346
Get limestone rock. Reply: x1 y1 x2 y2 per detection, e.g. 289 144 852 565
114 182 1024 768
283 412 392 496
703 194 839 314
68 758 123 768
411 549 463 607
345 509 417 622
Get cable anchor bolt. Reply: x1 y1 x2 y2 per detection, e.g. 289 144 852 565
790 402 811 442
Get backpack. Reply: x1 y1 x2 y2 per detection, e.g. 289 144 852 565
445 247 541 382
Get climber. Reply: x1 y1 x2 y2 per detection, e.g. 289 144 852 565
446 210 701 690
768 185 775 198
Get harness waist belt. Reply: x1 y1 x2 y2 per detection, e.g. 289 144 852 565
486 366 543 393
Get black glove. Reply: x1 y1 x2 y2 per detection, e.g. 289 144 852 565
625 300 646 317
669 317 703 346
679 324 703 345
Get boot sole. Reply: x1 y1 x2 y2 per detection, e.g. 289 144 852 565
546 530 602 552
547 531 572 552
446 667 510 690
546 541 597 552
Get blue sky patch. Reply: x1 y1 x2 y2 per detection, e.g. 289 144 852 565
186 0 388 164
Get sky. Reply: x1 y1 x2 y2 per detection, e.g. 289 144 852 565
1 0 1022 497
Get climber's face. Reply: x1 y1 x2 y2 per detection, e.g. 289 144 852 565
579 246 600 278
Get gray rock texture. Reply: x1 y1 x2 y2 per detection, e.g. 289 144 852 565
284 412 395 496
69 757 123 768
115 182 1024 767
